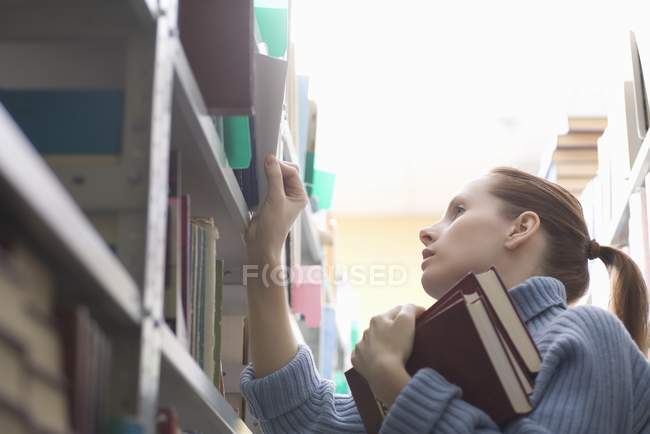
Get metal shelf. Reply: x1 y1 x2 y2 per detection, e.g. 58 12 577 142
0 105 142 325
0 1 158 40
158 323 252 434
170 37 251 286
605 131 650 245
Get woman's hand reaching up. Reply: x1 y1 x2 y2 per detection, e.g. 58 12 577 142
245 154 309 264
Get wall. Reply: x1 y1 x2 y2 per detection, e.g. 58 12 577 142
333 214 439 332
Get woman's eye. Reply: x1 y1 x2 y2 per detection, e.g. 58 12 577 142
454 206 465 217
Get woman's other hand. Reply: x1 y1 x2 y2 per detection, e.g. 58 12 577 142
351 303 426 406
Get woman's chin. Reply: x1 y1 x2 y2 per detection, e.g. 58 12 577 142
421 273 446 299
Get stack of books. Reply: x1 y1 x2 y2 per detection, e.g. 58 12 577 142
163 151 226 393
345 267 541 433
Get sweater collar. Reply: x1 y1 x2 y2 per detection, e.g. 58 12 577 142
507 276 567 322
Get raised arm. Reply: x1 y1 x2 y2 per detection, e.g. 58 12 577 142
240 155 366 433
244 154 307 377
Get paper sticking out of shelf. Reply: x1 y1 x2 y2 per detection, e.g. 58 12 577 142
253 53 288 209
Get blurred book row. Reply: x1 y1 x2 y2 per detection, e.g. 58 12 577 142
0 0 344 432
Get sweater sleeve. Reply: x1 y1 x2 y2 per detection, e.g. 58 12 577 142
240 344 366 434
382 306 642 434
241 307 645 434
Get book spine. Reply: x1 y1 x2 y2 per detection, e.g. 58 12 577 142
344 368 383 434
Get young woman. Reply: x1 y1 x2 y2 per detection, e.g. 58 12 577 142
240 154 650 433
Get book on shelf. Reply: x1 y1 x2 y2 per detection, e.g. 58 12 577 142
221 316 247 393
556 132 603 147
630 31 650 138
253 52 288 206
552 146 598 163
290 265 323 328
555 161 599 178
624 81 644 166
0 89 124 155
188 217 222 385
178 0 254 115
57 305 112 434
226 393 246 421
165 194 227 388
166 197 189 348
254 3 289 59
156 408 180 434
0 241 73 434
345 267 540 434
180 195 191 329
164 189 226 387
230 52 289 211
233 146 260 209
165 151 189 348
222 116 253 170
567 117 608 133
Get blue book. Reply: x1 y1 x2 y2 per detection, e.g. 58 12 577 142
0 89 123 154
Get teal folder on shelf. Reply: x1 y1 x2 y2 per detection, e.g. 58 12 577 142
304 151 336 210
254 0 289 58
0 89 123 154
312 169 335 210
223 116 253 169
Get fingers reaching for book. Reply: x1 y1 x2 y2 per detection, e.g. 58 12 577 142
246 155 309 260
278 160 307 203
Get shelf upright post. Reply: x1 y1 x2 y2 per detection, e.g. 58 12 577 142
121 7 175 433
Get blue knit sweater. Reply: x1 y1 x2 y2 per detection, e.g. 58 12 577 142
240 276 650 433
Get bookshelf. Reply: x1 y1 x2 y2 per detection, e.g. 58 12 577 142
604 131 650 246
0 0 326 433
170 36 251 284
158 324 250 434
0 106 141 326
544 30 650 323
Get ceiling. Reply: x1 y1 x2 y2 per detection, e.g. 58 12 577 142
292 0 649 215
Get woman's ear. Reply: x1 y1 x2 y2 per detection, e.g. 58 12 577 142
504 211 541 251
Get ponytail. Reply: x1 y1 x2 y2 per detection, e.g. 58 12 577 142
486 167 649 354
597 245 649 354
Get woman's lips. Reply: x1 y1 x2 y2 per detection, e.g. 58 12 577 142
421 255 434 271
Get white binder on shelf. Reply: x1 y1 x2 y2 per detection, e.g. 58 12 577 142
630 32 649 140
253 53 288 208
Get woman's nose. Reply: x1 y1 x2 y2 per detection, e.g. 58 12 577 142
419 226 435 246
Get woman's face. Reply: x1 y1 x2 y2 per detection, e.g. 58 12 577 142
419 175 513 299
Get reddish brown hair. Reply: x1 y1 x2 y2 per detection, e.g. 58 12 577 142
488 167 648 354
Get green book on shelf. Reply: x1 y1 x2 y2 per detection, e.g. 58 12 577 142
190 217 219 382
312 169 336 210
223 116 253 169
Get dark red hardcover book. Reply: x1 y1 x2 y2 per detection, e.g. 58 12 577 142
156 408 179 434
345 267 538 433
419 267 541 381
